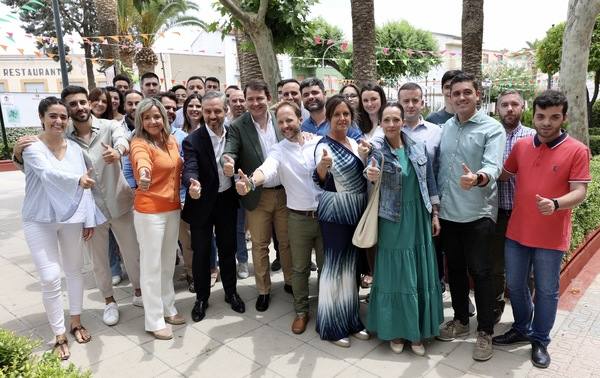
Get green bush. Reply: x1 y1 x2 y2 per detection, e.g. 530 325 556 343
0 329 90 377
568 155 600 263
589 128 600 136
521 108 533 127
591 100 600 129
0 127 41 160
590 135 600 156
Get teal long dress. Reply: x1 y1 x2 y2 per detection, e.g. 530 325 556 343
367 146 444 342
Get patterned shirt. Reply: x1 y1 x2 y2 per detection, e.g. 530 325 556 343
498 123 536 210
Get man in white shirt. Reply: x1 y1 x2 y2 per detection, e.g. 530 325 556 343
236 102 323 334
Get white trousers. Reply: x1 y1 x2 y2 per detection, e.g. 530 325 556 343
87 210 141 298
134 209 180 331
23 221 84 336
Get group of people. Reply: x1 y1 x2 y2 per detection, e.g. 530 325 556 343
11 69 591 370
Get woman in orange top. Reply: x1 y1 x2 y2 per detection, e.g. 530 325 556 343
130 97 185 340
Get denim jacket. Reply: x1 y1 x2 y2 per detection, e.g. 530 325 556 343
367 131 440 222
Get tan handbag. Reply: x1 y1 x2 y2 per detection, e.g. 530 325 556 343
352 153 384 248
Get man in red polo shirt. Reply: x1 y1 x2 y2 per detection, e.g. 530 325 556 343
492 90 591 369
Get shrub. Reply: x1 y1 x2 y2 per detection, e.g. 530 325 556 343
0 127 41 160
590 135 600 156
589 128 600 136
0 329 90 377
591 100 600 129
568 155 600 263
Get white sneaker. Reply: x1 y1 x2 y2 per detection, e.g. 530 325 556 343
111 275 122 286
103 302 119 326
132 294 143 308
237 262 249 279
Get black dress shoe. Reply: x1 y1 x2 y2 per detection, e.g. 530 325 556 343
284 284 293 295
255 294 270 312
225 292 246 313
492 328 530 345
531 341 551 368
191 300 208 322
271 258 281 272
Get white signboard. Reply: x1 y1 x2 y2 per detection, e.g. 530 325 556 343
1 92 58 128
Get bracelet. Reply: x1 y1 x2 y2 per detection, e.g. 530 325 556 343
552 199 560 211
246 177 256 192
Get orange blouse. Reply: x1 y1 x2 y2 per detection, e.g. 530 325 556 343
130 136 182 213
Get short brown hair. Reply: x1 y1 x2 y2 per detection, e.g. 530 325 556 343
274 101 301 119
244 79 271 98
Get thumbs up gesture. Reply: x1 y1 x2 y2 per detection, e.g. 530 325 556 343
366 157 380 182
358 139 371 160
189 178 202 199
536 194 556 215
79 168 96 189
101 142 120 164
319 148 333 171
235 169 251 196
459 163 478 190
223 154 235 177
139 167 151 191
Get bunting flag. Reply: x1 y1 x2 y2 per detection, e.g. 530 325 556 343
16 47 24 55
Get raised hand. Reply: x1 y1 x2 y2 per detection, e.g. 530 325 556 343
79 168 95 189
13 135 38 161
139 168 151 191
101 142 120 164
235 169 251 196
459 163 478 190
366 157 380 182
358 139 371 160
223 154 235 177
536 194 556 215
319 148 333 170
189 178 202 199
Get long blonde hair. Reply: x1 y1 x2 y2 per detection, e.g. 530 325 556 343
134 98 171 146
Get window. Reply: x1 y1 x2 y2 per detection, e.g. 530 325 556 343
0 82 5 92
24 82 45 92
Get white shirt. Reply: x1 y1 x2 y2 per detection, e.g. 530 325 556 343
206 126 232 193
251 112 281 187
258 137 323 211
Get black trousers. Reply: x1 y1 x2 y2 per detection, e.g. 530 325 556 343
441 217 496 334
190 188 238 302
489 209 511 311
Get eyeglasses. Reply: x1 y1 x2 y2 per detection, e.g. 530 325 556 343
344 94 358 99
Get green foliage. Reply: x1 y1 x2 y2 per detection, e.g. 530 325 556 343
0 127 41 159
211 0 316 53
590 135 600 156
569 156 600 262
375 21 441 82
521 107 533 127
589 128 600 136
483 63 537 103
0 329 90 377
591 100 600 129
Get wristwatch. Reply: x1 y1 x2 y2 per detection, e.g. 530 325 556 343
552 199 560 211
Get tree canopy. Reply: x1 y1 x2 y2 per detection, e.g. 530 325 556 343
483 63 537 102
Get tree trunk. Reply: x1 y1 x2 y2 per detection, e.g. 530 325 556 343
135 47 158 76
560 0 600 145
83 43 96 90
119 42 136 72
351 0 376 85
547 73 552 89
461 0 484 82
245 25 281 98
235 29 262 89
93 0 120 64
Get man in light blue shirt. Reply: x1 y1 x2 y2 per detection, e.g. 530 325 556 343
300 77 363 141
435 73 506 362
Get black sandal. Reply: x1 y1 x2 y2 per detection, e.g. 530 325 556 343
70 325 92 344
53 335 70 360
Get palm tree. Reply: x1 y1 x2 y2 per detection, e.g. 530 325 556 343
461 0 484 81
93 0 120 65
350 0 376 85
234 29 263 89
132 0 207 74
117 0 140 72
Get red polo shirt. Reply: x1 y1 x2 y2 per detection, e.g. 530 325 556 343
504 133 591 251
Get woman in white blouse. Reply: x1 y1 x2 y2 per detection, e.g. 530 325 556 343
22 96 104 360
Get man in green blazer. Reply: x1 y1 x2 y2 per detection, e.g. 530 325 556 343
222 79 292 312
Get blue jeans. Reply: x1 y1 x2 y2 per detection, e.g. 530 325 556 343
109 229 122 277
236 207 248 263
505 238 563 346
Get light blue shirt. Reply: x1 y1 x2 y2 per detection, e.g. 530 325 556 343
301 116 363 141
171 126 188 203
437 110 506 223
402 116 442 175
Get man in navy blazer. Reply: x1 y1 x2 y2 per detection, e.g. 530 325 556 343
182 91 245 322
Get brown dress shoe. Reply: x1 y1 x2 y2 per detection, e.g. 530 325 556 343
152 325 173 340
292 313 309 334
164 314 186 325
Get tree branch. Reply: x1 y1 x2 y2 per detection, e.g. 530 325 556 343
257 0 268 22
219 0 253 25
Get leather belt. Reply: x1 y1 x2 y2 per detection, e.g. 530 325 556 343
288 208 318 219
263 185 284 190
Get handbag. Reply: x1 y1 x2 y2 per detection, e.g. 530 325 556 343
352 153 384 248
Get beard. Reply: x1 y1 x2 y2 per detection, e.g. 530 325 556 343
71 109 91 122
501 114 521 129
305 99 324 112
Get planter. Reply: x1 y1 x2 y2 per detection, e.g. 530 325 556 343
0 159 17 172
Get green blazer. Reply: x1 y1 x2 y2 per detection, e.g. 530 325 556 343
222 111 283 210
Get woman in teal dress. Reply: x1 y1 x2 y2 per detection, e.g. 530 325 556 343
366 103 443 356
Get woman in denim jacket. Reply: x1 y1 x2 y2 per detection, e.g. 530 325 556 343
365 103 444 356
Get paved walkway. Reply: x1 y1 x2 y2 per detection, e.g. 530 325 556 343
1 170 600 377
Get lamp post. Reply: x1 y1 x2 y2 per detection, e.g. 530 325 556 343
51 0 69 88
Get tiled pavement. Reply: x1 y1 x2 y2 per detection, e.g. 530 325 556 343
2 170 600 377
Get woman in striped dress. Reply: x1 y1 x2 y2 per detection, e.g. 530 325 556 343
313 95 370 347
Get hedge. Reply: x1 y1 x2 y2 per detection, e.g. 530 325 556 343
0 329 90 377
0 127 41 160
590 135 600 156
